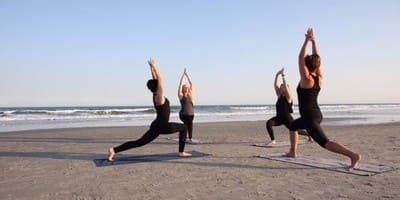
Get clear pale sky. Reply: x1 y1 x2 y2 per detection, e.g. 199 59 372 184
1 0 399 107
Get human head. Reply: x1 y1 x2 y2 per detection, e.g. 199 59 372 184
147 79 158 93
279 84 289 96
305 54 321 73
182 84 189 95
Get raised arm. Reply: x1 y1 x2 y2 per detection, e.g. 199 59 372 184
310 31 322 78
311 36 319 56
298 28 314 88
184 69 193 90
281 71 293 104
148 58 165 105
149 58 158 79
274 68 283 96
178 70 185 99
184 68 195 102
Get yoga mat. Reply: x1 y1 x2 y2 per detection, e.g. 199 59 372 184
252 140 310 148
94 151 210 167
257 153 396 176
166 137 205 144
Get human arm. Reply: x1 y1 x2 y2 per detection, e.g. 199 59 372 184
281 71 293 104
148 58 165 104
309 29 322 79
298 28 314 88
309 28 319 56
274 68 283 96
309 28 323 85
178 70 185 100
148 58 158 80
184 68 195 102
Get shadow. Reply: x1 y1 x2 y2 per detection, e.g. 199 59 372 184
0 136 129 144
94 151 211 167
0 136 213 145
0 151 105 161
0 135 255 146
0 150 309 171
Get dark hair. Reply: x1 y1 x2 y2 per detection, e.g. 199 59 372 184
147 79 158 93
305 54 321 73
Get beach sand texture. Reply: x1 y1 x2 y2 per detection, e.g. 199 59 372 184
1 121 399 200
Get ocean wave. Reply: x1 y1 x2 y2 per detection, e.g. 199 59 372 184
320 104 400 113
1 104 400 131
1 108 154 116
230 106 270 110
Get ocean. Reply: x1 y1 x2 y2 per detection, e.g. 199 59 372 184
1 104 399 132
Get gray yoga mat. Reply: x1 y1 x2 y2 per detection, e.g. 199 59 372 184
257 153 396 176
166 137 206 144
252 140 310 148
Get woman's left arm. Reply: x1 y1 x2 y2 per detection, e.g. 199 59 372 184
178 70 185 100
185 68 195 102
148 58 165 105
282 72 293 104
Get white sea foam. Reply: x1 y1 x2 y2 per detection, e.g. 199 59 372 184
0 104 399 132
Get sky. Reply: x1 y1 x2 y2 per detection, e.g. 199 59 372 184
1 0 399 107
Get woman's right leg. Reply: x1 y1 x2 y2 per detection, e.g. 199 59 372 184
266 117 280 141
325 141 362 169
287 118 307 157
158 122 188 154
108 128 159 161
113 128 159 153
186 115 194 140
179 113 194 140
305 120 361 168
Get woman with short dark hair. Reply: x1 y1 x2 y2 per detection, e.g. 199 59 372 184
108 58 192 161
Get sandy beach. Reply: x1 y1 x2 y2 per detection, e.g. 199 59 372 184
0 121 399 200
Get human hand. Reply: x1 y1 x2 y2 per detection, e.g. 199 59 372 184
278 68 285 75
305 28 315 41
148 57 156 67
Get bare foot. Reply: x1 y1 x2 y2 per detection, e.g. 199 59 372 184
179 152 192 157
266 140 276 146
108 147 115 161
350 153 361 169
285 151 297 158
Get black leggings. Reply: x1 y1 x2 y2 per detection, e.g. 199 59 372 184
113 121 188 153
266 116 291 140
179 113 194 139
289 117 329 147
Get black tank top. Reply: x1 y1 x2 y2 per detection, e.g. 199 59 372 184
297 75 322 120
153 95 170 122
276 95 293 118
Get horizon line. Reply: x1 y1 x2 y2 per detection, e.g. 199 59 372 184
1 102 399 108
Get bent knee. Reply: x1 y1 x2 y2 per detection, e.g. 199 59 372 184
316 138 329 148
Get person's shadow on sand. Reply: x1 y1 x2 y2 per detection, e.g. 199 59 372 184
0 150 310 171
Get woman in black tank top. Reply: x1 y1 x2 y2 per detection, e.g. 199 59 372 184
265 68 310 145
288 28 361 169
178 68 195 141
108 58 192 161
